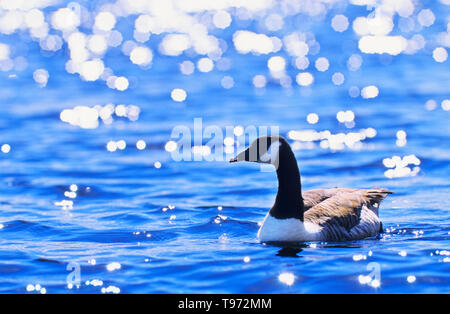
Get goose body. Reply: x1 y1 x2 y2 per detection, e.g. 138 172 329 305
230 136 392 242
257 188 389 242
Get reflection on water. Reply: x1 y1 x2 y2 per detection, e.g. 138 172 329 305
0 0 450 293
276 246 305 258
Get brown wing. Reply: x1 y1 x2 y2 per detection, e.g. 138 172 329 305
303 188 392 240
302 188 358 210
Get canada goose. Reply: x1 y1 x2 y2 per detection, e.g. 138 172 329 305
230 135 392 242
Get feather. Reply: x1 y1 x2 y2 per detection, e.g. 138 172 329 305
303 188 392 241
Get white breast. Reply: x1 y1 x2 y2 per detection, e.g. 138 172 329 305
257 214 323 242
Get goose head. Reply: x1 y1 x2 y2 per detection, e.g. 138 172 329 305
229 135 304 221
229 135 284 168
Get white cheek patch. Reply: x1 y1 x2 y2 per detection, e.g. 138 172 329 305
259 141 281 164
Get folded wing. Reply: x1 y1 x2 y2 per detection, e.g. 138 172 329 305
303 188 392 241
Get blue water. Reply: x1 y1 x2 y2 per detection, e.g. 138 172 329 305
0 1 450 294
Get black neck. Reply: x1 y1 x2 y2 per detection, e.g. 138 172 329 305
269 139 304 221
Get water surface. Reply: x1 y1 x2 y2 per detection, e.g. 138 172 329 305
0 0 449 293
